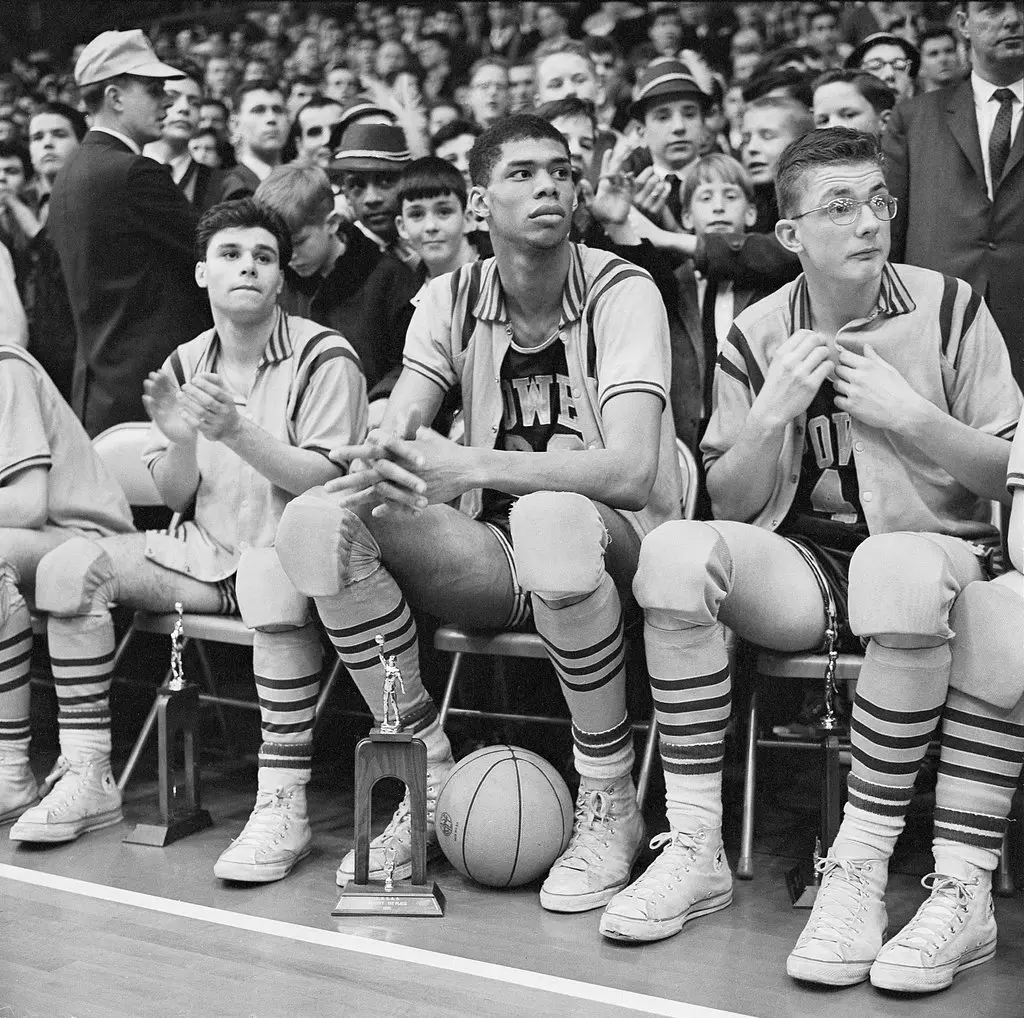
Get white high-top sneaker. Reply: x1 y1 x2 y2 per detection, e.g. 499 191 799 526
870 866 997 993
0 756 39 824
10 756 121 842
539 773 645 913
336 755 453 886
787 852 889 986
214 783 312 883
599 825 733 941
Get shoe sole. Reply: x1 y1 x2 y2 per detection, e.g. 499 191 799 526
786 951 877 987
599 888 733 942
214 843 313 883
869 939 997 993
336 842 442 887
9 807 123 843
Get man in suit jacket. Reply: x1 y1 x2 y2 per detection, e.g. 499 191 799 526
48 29 210 436
883 1 1023 385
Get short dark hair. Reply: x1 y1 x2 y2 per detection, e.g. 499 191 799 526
30 101 88 141
196 198 292 267
534 96 598 132
806 4 839 27
430 117 482 153
232 78 283 112
812 69 896 115
468 113 570 187
397 155 468 210
742 67 815 108
0 140 31 178
919 26 958 49
775 127 883 219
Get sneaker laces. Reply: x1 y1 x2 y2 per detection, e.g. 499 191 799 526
887 874 975 957
36 756 78 811
232 788 296 849
622 830 703 902
802 856 876 945
558 788 615 868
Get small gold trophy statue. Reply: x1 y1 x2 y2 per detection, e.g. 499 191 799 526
124 602 213 846
333 635 445 916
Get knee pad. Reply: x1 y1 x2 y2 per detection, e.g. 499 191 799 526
509 492 606 598
236 547 311 632
0 559 26 626
848 534 956 642
34 538 118 617
632 521 732 626
949 580 1024 710
275 487 379 597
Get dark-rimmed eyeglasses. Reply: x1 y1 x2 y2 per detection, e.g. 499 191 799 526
791 194 898 226
861 57 911 73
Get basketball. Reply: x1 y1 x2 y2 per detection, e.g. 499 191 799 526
435 745 574 888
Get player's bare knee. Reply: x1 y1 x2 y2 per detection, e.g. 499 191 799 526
34 538 119 617
633 521 733 626
510 492 607 598
849 534 956 641
949 580 1024 710
236 548 312 632
276 487 381 596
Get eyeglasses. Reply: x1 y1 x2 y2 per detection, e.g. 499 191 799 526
791 194 898 225
861 57 911 73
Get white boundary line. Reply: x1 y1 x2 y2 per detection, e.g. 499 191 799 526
1 863 756 1018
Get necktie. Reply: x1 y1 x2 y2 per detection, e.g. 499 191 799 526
665 173 683 225
988 88 1016 188
700 278 719 418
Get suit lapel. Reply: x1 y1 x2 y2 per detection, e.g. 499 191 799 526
946 81 985 184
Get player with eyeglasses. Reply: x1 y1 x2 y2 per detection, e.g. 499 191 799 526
605 129 1023 998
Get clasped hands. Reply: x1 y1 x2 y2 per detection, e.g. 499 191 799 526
142 370 243 445
324 408 470 518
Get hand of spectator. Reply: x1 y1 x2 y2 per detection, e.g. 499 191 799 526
180 373 242 443
632 166 682 232
834 344 929 433
142 370 198 447
751 329 834 430
0 189 41 240
590 149 635 227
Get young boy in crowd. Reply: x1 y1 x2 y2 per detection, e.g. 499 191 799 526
395 156 476 288
0 344 135 824
11 201 367 887
256 163 419 422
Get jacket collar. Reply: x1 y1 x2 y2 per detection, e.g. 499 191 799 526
789 262 916 331
200 307 292 372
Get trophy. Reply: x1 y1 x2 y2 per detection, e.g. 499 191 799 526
124 602 213 846
333 635 445 916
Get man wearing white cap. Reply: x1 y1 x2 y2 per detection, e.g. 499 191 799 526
48 29 211 436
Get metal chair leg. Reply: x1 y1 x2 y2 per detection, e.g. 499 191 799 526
438 652 464 727
995 829 1015 897
313 656 344 732
635 711 658 809
192 639 235 756
117 670 169 792
737 686 758 880
821 732 842 853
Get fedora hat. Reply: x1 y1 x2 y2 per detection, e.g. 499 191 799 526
630 58 710 120
331 122 411 173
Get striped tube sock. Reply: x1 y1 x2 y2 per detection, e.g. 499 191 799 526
258 742 313 792
533 573 631 781
645 621 730 832
315 570 450 765
0 570 32 762
47 613 115 761
253 625 323 748
932 687 1024 874
832 641 947 861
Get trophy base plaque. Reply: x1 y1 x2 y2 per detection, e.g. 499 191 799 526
333 879 446 917
124 681 213 847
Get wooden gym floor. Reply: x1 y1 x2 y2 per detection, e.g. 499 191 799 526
1 648 1022 1018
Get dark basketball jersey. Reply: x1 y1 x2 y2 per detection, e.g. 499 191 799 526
481 334 586 520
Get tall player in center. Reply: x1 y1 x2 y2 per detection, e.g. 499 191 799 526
275 114 682 915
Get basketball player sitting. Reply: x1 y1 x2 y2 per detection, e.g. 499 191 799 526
12 200 368 889
274 114 683 911
604 129 1024 996
0 346 135 828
